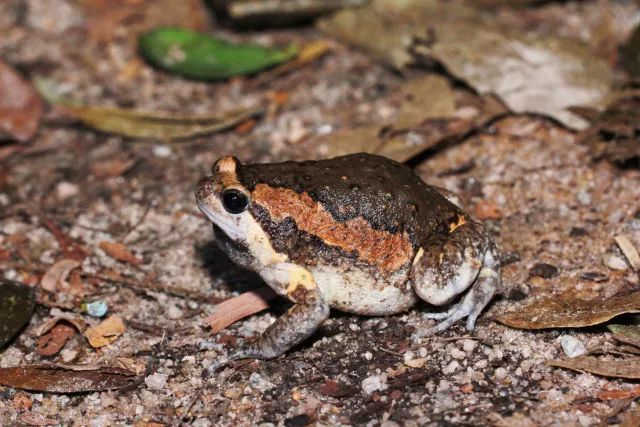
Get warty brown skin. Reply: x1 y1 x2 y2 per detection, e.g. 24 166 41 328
195 153 501 373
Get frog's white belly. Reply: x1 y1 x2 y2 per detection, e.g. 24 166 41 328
311 266 416 315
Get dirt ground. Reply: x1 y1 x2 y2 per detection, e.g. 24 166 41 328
2 0 640 426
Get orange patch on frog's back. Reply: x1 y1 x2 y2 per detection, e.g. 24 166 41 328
253 184 413 272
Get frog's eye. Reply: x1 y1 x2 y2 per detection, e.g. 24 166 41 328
222 189 249 214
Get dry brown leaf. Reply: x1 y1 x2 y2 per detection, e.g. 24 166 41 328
36 324 76 357
597 386 640 400
0 61 43 142
60 104 264 141
40 259 81 292
547 355 640 379
84 316 126 348
33 314 87 337
90 158 136 178
42 220 88 261
0 363 139 392
205 288 277 334
496 291 640 329
19 412 58 426
99 241 143 266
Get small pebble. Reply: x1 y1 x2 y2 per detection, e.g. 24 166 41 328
443 360 460 374
60 349 77 363
462 339 477 353
559 335 586 358
82 300 108 317
152 145 172 158
363 351 373 360
361 374 388 394
451 348 466 360
166 304 183 320
579 271 608 282
403 350 416 363
494 367 508 380
56 182 79 200
577 189 591 205
603 253 627 271
145 373 167 390
529 263 559 279
249 373 275 392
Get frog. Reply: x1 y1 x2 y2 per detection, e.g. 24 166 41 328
195 153 501 372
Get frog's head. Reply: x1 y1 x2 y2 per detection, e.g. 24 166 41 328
195 156 254 242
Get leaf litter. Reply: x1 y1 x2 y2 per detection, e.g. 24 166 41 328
0 364 139 393
548 355 640 380
319 0 614 129
496 291 640 329
84 315 126 348
0 61 43 142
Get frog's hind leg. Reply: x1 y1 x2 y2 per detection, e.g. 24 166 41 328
203 263 330 375
410 221 500 340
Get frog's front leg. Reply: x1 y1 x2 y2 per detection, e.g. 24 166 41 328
410 220 500 340
204 264 329 375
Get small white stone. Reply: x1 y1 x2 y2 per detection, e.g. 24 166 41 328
559 335 587 358
494 367 508 379
152 145 172 158
443 360 460 374
166 304 183 320
418 347 428 358
363 351 373 361
349 323 361 332
403 350 416 363
603 253 628 271
577 189 591 205
361 374 388 394
56 181 79 200
145 373 167 390
462 339 477 353
60 349 78 363
475 359 488 369
451 348 466 360
249 373 275 392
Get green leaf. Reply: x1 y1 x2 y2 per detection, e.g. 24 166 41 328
0 280 36 350
139 27 298 80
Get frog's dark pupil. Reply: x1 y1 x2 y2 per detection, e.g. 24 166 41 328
222 189 248 214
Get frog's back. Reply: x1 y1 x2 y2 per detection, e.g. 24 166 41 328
238 153 462 248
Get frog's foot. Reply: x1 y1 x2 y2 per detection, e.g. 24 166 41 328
204 264 330 379
411 265 497 340
410 221 500 341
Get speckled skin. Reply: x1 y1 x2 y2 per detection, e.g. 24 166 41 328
196 153 501 372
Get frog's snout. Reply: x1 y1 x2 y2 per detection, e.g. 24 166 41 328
195 177 216 203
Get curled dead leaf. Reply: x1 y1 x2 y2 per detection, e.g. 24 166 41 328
548 355 640 379
33 314 87 337
205 288 277 334
36 324 76 357
84 316 126 348
496 291 640 329
99 241 143 266
40 259 81 292
0 61 43 142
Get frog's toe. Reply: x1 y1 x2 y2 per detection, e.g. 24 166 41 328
413 246 500 341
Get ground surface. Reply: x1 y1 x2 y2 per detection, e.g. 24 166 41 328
2 1 640 426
